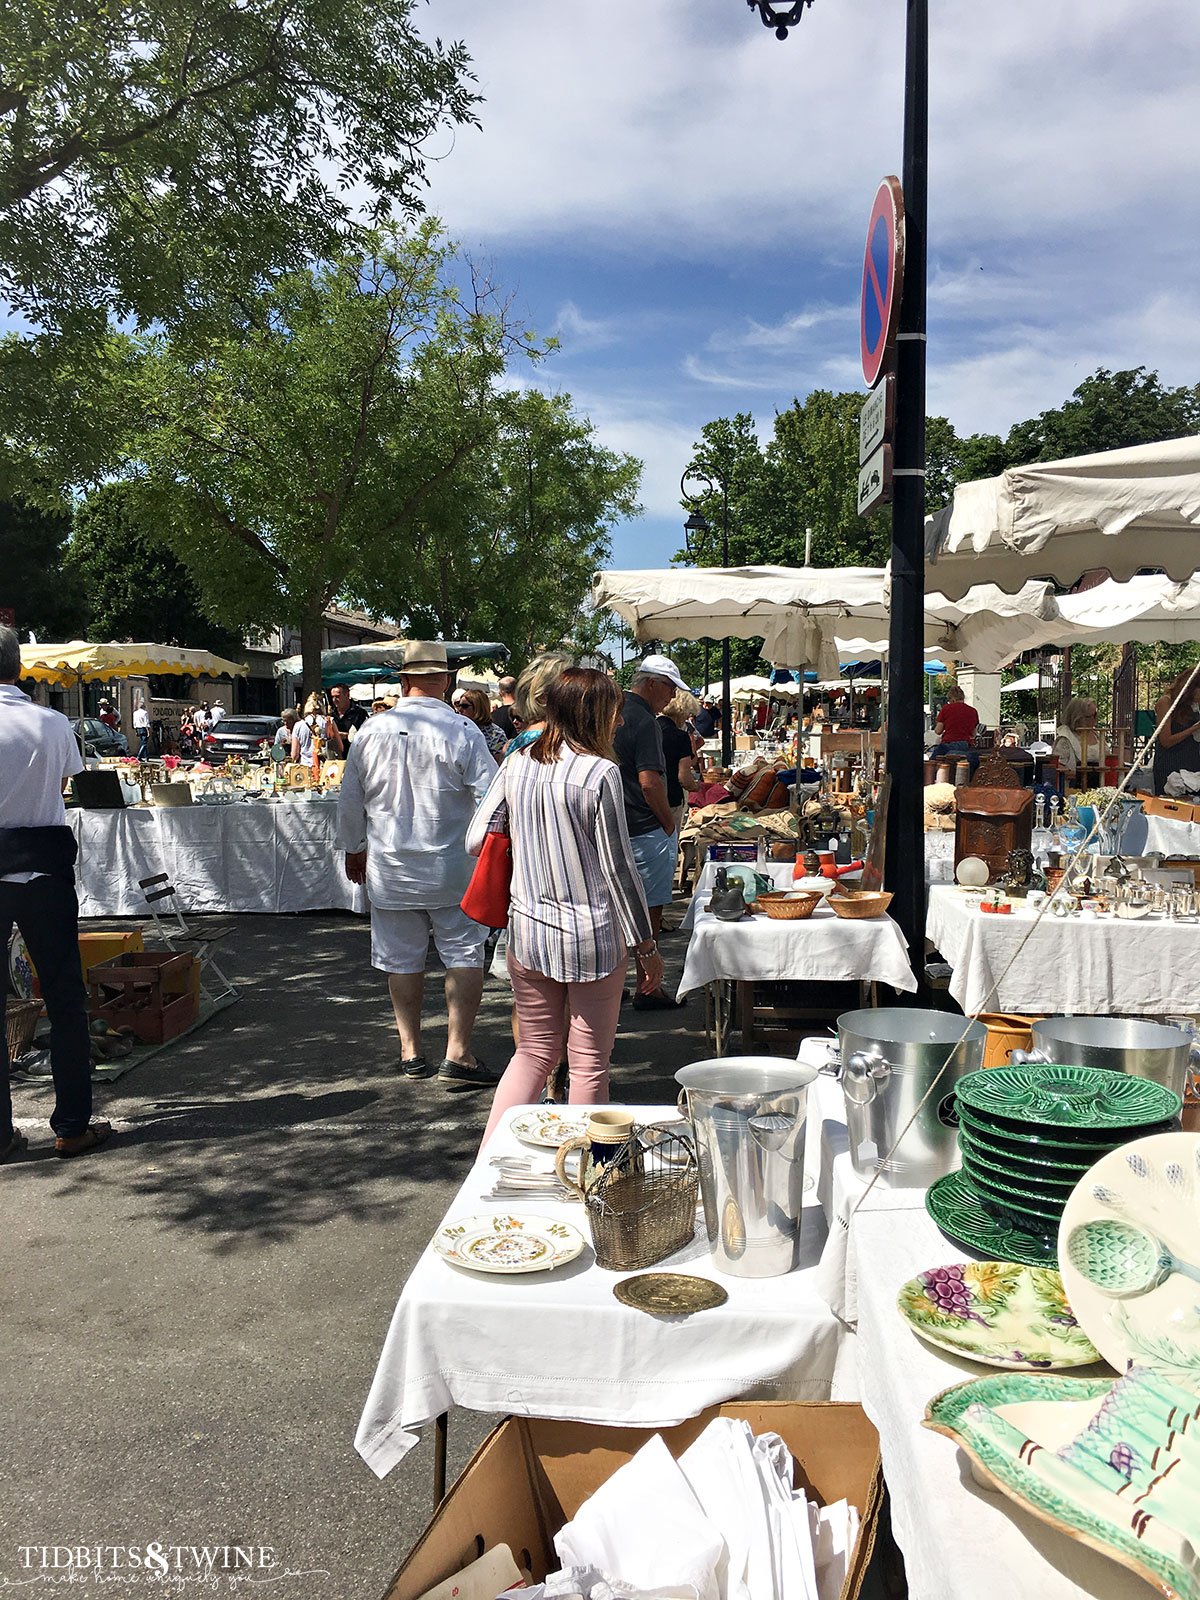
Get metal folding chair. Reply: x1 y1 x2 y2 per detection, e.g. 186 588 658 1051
137 875 238 1005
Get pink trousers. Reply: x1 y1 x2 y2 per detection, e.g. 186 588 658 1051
481 949 626 1145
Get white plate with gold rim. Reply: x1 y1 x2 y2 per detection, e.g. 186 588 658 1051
509 1109 590 1149
433 1212 586 1275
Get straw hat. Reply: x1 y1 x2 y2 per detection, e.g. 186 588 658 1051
400 641 450 675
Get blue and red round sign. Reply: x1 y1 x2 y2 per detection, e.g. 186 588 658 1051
860 177 905 389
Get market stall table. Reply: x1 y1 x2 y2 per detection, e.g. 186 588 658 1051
927 881 1200 1015
67 800 366 917
354 1103 854 1489
849 1203 1142 1600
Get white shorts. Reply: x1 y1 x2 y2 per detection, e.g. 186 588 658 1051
369 905 487 974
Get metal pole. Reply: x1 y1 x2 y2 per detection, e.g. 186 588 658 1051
884 0 928 981
720 477 732 767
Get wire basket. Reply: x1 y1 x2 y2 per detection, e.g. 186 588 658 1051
583 1126 699 1271
6 998 43 1059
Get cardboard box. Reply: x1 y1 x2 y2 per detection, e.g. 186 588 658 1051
383 1402 883 1600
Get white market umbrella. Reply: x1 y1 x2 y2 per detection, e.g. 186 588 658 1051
924 435 1200 600
1000 671 1043 693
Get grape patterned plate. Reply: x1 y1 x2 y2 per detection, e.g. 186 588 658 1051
433 1212 586 1275
897 1262 1100 1370
955 1064 1182 1132
926 1170 1057 1267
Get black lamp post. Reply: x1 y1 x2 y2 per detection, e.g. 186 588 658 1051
681 469 733 767
742 0 929 974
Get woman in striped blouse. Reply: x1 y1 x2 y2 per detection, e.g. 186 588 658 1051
468 669 663 1142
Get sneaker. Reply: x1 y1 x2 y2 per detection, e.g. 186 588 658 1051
399 1056 435 1079
439 1056 501 1086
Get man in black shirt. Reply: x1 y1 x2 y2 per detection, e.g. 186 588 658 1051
492 675 518 741
328 684 369 758
694 698 722 740
613 654 688 1010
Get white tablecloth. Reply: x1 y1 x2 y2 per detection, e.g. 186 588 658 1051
678 903 916 998
927 882 1200 1015
1144 810 1200 857
850 1205 1140 1600
354 1102 854 1480
68 802 367 916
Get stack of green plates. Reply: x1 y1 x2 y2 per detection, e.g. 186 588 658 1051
926 1064 1182 1266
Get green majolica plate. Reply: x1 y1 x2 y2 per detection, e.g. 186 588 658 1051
958 1136 1080 1196
955 1104 1176 1154
898 1262 1099 1370
926 1170 1057 1267
955 1115 1110 1176
955 1064 1182 1132
925 1370 1200 1600
960 1156 1070 1222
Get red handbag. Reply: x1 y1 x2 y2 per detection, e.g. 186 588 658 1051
461 805 512 928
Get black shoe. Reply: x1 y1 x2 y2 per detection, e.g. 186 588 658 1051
439 1056 501 1086
399 1055 435 1079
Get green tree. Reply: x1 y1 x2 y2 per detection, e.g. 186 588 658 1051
0 0 479 334
355 387 641 660
0 497 85 640
124 222 548 696
67 481 243 656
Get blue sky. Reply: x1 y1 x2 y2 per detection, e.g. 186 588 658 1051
415 0 1200 571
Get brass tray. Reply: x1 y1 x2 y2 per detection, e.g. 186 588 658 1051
613 1273 728 1315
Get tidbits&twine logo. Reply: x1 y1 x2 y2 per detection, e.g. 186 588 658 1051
6 1544 329 1590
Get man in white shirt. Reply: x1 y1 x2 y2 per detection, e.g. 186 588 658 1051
337 640 499 1085
132 700 152 758
0 626 111 1161
210 701 226 725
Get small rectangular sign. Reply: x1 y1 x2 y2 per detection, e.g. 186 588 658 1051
857 443 893 517
858 374 895 464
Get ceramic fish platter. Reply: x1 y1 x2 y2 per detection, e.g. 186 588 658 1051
925 1368 1200 1600
434 1212 585 1275
897 1262 1100 1371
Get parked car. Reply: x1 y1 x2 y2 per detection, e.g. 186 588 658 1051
70 717 128 758
201 714 282 763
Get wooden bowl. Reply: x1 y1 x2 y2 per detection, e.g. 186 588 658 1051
755 891 823 920
828 890 894 920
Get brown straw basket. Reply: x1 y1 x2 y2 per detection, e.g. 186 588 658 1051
5 998 43 1059
755 891 823 921
828 890 894 920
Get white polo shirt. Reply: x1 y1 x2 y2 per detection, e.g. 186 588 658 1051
0 683 84 882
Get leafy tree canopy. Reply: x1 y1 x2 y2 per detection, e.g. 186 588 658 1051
0 496 85 640
0 0 479 335
67 481 243 658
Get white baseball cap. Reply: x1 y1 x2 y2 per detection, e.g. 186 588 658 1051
637 653 688 693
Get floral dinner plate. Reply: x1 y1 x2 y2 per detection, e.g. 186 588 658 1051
433 1212 586 1275
897 1261 1100 1370
510 1109 591 1149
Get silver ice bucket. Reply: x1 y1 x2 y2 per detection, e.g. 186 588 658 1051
834 1008 987 1188
1013 1015 1192 1097
675 1057 816 1278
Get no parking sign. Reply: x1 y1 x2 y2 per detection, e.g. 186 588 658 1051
860 176 905 389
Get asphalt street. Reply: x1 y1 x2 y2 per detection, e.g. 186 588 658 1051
1 909 720 1600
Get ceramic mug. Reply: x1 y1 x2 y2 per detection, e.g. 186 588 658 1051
555 1109 637 1196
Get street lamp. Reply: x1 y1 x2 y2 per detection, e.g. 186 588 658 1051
681 467 733 767
740 0 929 974
745 0 815 39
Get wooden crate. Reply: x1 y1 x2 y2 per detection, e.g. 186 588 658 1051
1143 795 1200 824
88 951 199 1044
